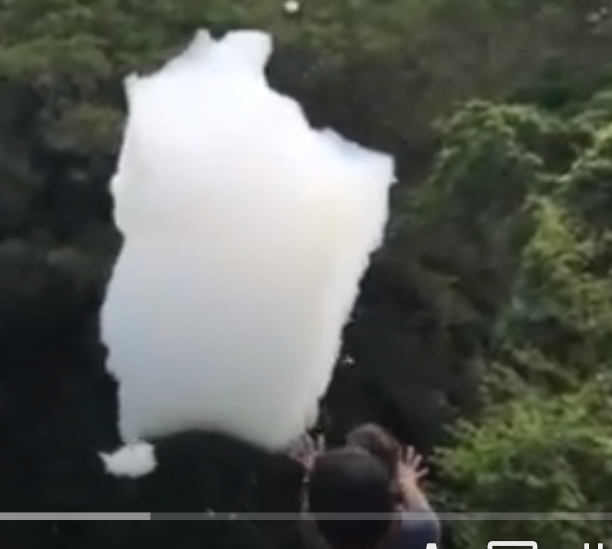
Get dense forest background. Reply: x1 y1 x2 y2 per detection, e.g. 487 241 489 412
1 0 612 547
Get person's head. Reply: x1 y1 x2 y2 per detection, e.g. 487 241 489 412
345 423 401 480
306 447 395 549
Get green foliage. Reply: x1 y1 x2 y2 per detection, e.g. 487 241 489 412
437 378 612 546
422 28 612 547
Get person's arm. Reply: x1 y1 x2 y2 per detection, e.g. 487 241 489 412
395 508 441 547
285 432 325 513
394 447 441 547
398 486 440 544
400 479 433 514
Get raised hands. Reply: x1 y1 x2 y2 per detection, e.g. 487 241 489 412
397 446 428 489
286 432 326 470
396 445 432 510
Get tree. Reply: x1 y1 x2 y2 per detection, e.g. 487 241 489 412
437 376 612 547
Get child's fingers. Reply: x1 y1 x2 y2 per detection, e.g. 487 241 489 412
416 466 429 479
315 433 325 452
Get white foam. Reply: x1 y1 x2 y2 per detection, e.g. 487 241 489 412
99 442 156 478
101 29 395 451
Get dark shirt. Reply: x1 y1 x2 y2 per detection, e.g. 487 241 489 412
386 504 440 549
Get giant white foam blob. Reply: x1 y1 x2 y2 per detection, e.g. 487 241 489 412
101 29 395 455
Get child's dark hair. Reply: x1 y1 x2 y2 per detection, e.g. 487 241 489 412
345 423 401 479
307 447 395 549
